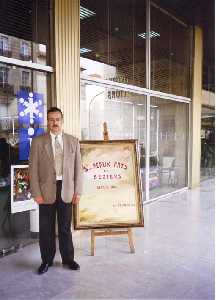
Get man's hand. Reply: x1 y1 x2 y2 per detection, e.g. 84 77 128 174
34 196 44 204
72 194 80 205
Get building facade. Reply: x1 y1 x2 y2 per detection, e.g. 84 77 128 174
0 0 214 255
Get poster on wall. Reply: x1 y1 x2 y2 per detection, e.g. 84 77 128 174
74 140 144 229
17 90 45 160
11 165 37 213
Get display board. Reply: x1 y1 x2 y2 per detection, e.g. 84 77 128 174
11 165 37 213
74 140 144 229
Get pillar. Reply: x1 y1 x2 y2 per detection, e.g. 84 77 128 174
54 0 80 137
190 26 203 187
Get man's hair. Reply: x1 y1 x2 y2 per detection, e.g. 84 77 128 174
47 107 63 118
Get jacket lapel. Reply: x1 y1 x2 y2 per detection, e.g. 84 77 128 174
63 133 75 166
63 133 70 160
44 133 54 164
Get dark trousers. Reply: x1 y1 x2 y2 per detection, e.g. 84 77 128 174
39 181 74 264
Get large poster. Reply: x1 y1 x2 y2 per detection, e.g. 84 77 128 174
74 140 144 229
11 165 37 213
17 90 44 160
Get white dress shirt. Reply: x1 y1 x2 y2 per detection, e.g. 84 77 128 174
50 131 63 180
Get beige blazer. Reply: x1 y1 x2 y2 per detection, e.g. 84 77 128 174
29 132 83 204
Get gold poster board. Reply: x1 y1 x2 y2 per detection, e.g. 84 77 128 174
74 140 144 229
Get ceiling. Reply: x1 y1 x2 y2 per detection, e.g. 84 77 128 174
155 0 215 64
155 0 215 91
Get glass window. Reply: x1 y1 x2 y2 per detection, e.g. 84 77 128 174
0 64 49 250
0 0 51 65
0 64 48 158
0 66 9 86
0 36 8 50
0 35 10 56
20 41 31 60
151 5 191 97
200 106 215 180
149 97 189 198
21 70 31 88
80 0 146 87
80 81 146 200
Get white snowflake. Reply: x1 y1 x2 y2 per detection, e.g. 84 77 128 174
19 92 43 124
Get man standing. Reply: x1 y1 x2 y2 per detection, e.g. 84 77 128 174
29 107 83 275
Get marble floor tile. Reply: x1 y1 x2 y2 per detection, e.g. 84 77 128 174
0 179 214 300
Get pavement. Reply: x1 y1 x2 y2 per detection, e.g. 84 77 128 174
0 178 214 300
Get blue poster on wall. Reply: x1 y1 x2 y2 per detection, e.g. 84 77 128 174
19 127 44 161
17 90 44 125
17 90 45 160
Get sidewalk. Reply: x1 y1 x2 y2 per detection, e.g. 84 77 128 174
0 179 214 300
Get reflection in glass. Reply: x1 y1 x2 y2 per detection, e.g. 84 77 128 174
81 83 146 140
0 0 50 65
0 65 48 254
151 5 191 97
80 82 146 200
80 0 146 87
200 106 215 180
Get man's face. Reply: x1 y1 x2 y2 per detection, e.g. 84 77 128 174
47 111 63 135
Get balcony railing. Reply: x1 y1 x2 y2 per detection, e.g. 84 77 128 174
19 85 31 92
0 83 14 94
19 53 32 61
0 49 12 57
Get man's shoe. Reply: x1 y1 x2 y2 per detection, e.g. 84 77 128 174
38 263 52 275
63 261 80 270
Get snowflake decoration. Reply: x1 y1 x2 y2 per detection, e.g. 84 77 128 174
17 90 44 161
18 92 43 124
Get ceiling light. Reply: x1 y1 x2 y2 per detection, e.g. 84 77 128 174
201 115 214 119
80 48 92 54
138 31 160 39
80 6 96 20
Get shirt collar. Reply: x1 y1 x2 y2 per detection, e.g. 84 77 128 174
50 131 63 140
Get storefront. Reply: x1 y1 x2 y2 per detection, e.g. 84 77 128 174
0 0 52 254
0 0 205 255
80 0 191 200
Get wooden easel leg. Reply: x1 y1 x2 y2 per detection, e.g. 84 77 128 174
128 228 135 253
91 230 95 256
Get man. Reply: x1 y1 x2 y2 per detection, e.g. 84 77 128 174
29 107 83 275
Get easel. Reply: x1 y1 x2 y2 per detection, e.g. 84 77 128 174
90 122 135 256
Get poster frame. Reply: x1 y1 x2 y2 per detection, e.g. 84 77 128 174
74 139 144 230
11 164 37 213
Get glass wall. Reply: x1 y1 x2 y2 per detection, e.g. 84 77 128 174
80 82 146 200
0 65 48 254
149 97 189 198
80 0 146 87
80 0 191 201
200 106 215 180
0 0 51 65
151 4 191 97
81 84 146 141
0 0 51 255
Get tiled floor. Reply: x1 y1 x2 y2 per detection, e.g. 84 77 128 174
0 179 214 299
